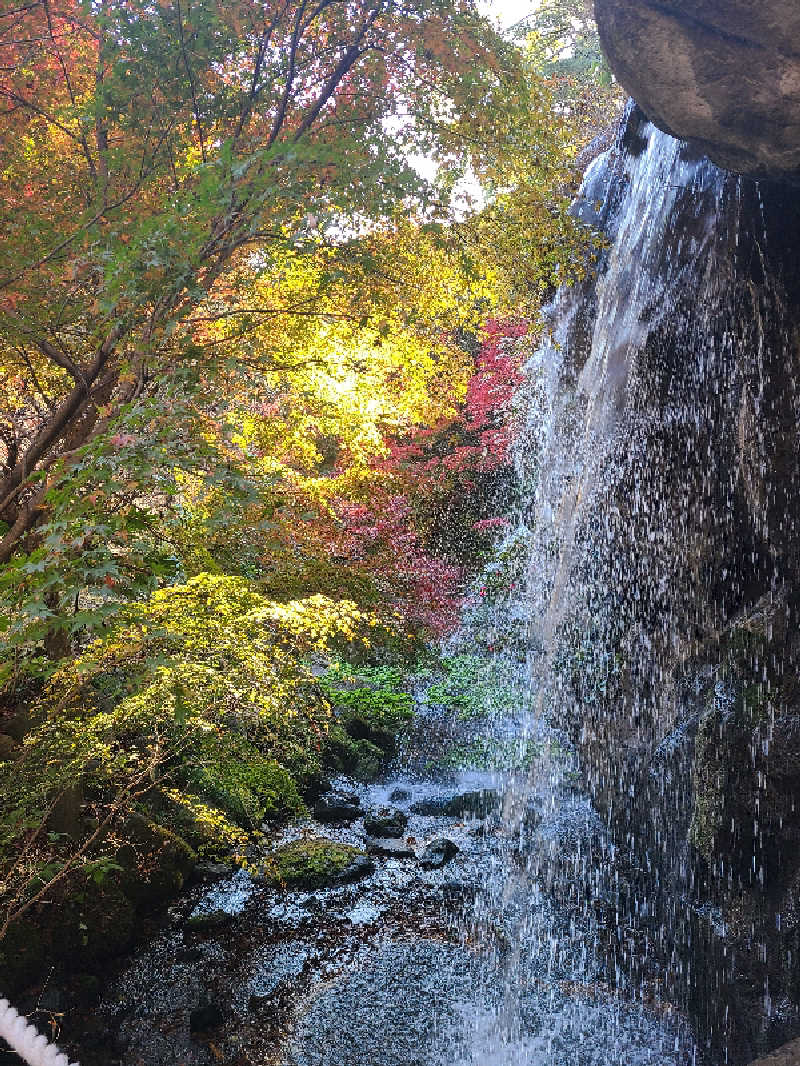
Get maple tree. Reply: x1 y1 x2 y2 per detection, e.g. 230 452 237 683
0 0 595 669
0 0 530 562
523 0 624 149
373 318 530 565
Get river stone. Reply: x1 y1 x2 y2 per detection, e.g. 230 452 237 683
388 788 412 803
417 837 459 869
185 909 232 933
313 791 363 822
363 809 408 838
594 0 800 182
334 853 375 883
366 837 415 857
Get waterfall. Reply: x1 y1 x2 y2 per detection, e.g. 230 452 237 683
459 101 800 1064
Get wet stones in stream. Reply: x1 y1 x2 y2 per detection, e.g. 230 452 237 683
80 777 505 1066
313 791 363 822
418 837 459 869
363 808 408 838
363 806 415 857
409 788 500 818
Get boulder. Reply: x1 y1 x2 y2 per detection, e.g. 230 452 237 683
366 837 415 858
185 909 233 933
263 838 370 889
595 0 800 182
313 791 363 823
417 838 459 870
410 789 499 818
363 809 408 838
334 853 375 884
747 1038 800 1065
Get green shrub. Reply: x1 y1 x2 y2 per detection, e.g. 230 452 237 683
0 575 406 927
321 663 414 759
183 740 305 828
426 654 519 720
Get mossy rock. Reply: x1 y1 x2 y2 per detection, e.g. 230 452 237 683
115 812 196 909
327 686 413 757
262 838 368 889
324 726 385 782
185 746 306 828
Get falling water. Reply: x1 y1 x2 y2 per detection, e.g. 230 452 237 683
432 104 721 1066
457 99 800 1066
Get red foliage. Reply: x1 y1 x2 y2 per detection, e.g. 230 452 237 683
462 318 527 469
309 492 462 636
265 320 527 638
378 318 527 483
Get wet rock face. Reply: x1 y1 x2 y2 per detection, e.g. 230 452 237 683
544 106 800 1062
594 0 800 182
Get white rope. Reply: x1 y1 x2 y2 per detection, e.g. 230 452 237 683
0 998 79 1066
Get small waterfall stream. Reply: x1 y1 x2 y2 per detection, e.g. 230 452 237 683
430 107 722 1065
470 98 800 1066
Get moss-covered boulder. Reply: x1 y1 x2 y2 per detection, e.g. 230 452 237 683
115 812 196 909
324 726 386 783
363 809 408 838
184 743 306 828
320 666 414 781
262 838 372 890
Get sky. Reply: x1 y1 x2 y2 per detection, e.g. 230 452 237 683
481 0 540 31
406 0 542 188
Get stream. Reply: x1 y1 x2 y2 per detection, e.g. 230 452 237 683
85 657 697 1066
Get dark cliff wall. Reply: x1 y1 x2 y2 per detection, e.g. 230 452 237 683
552 105 800 1063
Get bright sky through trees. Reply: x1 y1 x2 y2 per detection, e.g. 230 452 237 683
483 0 540 30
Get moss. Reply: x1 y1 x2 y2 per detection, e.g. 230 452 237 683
261 838 365 889
324 726 385 782
319 664 414 779
184 741 306 828
115 812 196 909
